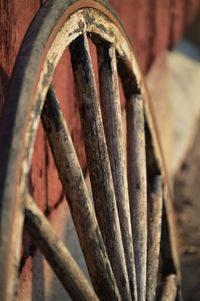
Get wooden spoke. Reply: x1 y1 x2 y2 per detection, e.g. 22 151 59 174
147 175 163 301
41 87 121 301
126 94 147 301
70 34 131 301
97 43 137 300
0 200 24 301
24 194 100 301
160 274 177 301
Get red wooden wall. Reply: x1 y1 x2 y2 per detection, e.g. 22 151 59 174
1 0 200 115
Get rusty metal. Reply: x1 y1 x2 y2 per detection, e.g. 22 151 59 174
0 1 181 300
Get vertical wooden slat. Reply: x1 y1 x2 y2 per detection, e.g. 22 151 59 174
97 43 137 300
42 88 121 301
70 34 131 301
147 175 163 301
160 274 177 301
126 94 147 301
25 194 100 301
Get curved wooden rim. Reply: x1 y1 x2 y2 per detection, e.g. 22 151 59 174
0 2 136 299
0 1 180 300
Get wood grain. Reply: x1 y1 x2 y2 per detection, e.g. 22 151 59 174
160 274 177 301
98 43 137 300
70 34 131 301
25 194 100 301
147 175 163 301
42 87 121 301
126 94 147 301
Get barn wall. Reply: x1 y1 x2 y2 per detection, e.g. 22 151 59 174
1 0 200 114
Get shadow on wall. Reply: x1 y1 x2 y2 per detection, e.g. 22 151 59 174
32 251 45 301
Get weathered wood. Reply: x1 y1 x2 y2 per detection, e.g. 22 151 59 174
97 43 137 300
0 3 182 300
147 175 163 301
41 87 121 301
126 94 147 301
160 274 177 301
24 194 100 301
70 34 131 301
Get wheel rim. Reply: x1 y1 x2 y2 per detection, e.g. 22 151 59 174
0 1 180 301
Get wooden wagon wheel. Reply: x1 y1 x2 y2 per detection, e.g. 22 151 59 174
0 1 181 300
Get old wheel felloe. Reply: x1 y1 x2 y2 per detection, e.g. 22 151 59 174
0 1 181 300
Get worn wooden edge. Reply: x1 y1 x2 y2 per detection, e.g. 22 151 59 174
126 94 147 301
97 42 137 300
42 87 121 301
160 274 177 301
70 33 131 301
24 194 100 301
146 175 163 301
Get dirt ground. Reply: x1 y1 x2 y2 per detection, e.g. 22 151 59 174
174 120 200 300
